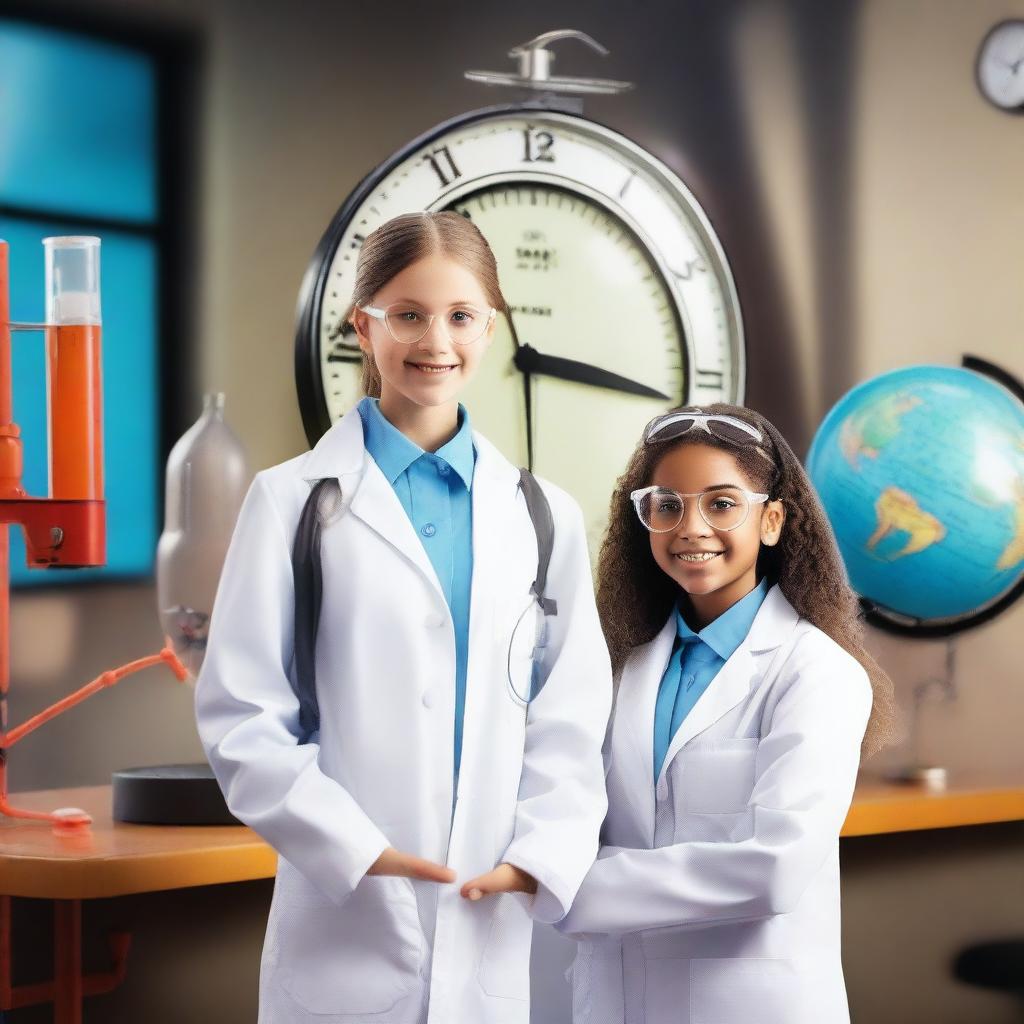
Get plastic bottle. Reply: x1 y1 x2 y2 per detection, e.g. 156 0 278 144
156 392 250 676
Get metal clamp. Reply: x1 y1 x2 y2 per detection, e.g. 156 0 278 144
465 29 633 95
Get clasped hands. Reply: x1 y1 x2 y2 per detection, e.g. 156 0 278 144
368 848 537 901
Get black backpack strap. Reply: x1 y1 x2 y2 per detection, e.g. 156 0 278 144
291 477 337 742
518 468 557 617
293 470 553 735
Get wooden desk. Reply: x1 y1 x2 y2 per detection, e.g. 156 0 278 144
0 785 276 900
2 778 1023 1022
845 775 1024 837
0 786 276 1024
3 778 1023 899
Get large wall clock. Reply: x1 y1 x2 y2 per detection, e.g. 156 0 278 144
295 32 745 551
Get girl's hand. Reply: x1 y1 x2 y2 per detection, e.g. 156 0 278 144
367 847 456 884
460 862 538 901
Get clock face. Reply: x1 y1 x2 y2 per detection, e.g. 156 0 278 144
977 20 1024 112
296 107 745 548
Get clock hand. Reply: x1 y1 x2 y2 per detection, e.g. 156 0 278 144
502 309 534 470
513 344 671 400
326 350 362 364
325 338 362 364
995 55 1024 73
327 320 353 342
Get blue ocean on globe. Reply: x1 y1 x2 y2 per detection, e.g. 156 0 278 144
806 365 1024 626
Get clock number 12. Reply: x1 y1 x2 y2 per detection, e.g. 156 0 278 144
523 127 556 164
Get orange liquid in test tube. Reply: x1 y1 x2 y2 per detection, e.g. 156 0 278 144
46 323 104 500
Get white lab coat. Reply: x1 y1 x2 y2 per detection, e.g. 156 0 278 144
194 407 612 1024
557 583 872 1024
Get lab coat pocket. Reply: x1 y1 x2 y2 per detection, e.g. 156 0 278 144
476 891 533 1001
568 938 625 1024
674 739 757 843
679 738 758 812
274 870 424 1016
689 957 802 1024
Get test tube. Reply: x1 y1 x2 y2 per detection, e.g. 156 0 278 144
44 236 103 501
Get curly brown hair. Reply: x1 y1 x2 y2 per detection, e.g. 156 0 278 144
596 403 898 761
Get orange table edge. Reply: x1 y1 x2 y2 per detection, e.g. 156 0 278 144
2 779 1024 900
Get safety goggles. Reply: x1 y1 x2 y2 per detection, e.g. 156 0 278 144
643 410 775 464
630 485 770 533
358 302 496 346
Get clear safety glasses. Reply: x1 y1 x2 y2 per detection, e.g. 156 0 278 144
643 410 775 464
359 302 496 346
630 485 770 534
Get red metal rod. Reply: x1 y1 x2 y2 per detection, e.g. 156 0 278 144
1 240 11 426
3 644 188 749
53 900 82 1024
1 240 11 819
0 896 11 1011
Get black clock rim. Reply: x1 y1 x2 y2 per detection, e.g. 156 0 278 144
294 101 727 447
974 18 1024 115
859 353 1024 639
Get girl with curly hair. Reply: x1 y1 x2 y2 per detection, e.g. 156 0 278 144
555 403 897 1024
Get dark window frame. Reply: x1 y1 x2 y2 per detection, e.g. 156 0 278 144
0 1 201 589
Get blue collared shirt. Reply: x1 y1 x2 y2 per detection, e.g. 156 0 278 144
357 397 475 792
653 577 771 783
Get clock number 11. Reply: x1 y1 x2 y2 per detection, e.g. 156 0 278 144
424 146 462 187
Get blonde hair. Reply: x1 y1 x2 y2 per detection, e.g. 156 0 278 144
346 211 508 397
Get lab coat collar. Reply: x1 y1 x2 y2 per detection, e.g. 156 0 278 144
298 405 520 605
299 405 441 598
659 582 799 785
300 406 366 481
675 576 772 663
300 404 484 486
743 580 800 654
621 582 801 816
357 397 476 491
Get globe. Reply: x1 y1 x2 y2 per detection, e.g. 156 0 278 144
806 362 1024 635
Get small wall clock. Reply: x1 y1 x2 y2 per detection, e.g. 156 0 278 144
976 19 1024 113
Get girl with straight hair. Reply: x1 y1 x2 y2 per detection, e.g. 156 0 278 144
196 211 612 1023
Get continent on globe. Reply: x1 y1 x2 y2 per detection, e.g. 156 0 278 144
999 489 1024 572
867 487 946 559
840 393 922 469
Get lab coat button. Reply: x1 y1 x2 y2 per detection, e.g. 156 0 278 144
421 523 437 538
422 689 435 708
426 612 446 629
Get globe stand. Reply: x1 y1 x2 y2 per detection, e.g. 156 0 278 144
886 636 957 791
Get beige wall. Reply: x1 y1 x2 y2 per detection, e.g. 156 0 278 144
6 1 1024 1021
855 0 1024 783
733 0 1024 782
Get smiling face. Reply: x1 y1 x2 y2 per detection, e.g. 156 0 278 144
646 442 785 625
351 252 495 416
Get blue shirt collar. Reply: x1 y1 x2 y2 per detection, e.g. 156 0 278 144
357 396 475 489
675 576 771 661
